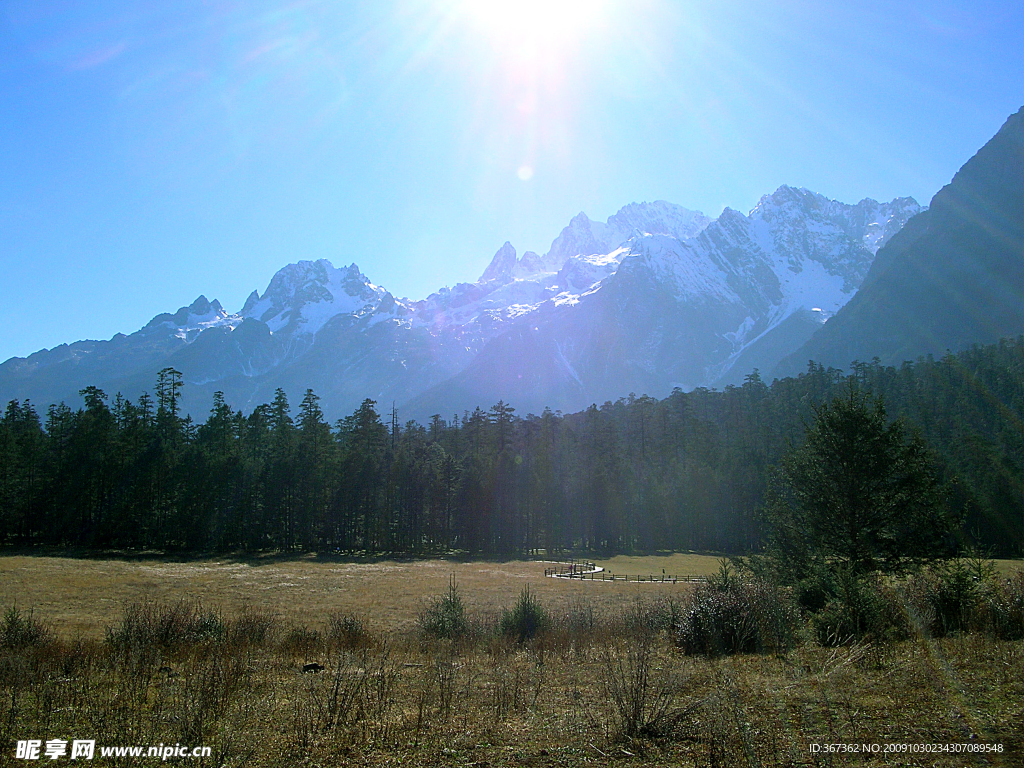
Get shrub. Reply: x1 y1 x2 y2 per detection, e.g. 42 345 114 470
1 606 51 649
602 633 682 740
543 597 597 655
558 597 595 635
279 626 321 656
928 558 992 636
676 575 798 656
327 613 371 649
106 599 225 654
623 596 684 636
500 585 549 642
227 607 278 647
982 571 1024 640
898 556 999 638
898 559 1024 640
420 575 470 640
811 569 911 645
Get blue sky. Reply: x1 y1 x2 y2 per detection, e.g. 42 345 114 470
1 0 1022 362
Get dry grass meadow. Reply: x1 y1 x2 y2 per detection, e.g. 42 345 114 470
0 553 725 640
2 553 1023 767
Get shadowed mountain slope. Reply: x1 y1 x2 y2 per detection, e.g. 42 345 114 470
776 107 1024 378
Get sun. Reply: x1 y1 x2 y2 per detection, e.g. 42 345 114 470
461 0 606 46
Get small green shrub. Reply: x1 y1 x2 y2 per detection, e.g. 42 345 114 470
420 575 469 640
811 570 910 645
900 560 1024 640
500 585 549 642
1 606 51 649
898 556 999 638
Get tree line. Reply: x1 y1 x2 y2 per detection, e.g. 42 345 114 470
2 337 1023 556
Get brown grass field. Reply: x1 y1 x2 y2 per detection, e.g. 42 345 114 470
0 554 722 640
2 553 1023 767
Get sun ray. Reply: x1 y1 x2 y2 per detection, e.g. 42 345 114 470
461 0 606 45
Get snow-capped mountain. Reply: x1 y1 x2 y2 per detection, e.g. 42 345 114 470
403 188 921 416
0 192 921 421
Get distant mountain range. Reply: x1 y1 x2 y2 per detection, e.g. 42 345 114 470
0 189 923 421
4 106 1021 423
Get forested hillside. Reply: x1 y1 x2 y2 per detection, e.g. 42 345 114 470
2 338 1023 556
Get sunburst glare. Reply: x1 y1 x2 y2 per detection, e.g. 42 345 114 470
460 0 607 48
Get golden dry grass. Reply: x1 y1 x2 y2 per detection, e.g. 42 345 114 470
2 553 1018 639
0 554 713 640
2 553 1023 767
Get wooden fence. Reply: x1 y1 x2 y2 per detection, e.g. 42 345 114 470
543 560 705 583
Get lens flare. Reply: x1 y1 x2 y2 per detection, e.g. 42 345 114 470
461 0 605 46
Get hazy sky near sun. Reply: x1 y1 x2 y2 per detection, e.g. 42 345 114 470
1 0 1022 362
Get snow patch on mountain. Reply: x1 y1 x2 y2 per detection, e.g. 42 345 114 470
626 235 741 303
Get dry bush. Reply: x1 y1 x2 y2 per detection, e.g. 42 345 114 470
982 570 1024 639
430 651 461 721
485 648 529 721
290 653 361 748
601 634 687 741
227 607 279 648
542 596 600 657
625 595 685 635
106 599 225 656
327 612 371 650
279 625 322 658
170 646 249 744
362 641 401 736
677 576 798 656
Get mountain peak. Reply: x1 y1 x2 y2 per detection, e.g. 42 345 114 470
479 241 518 284
608 200 713 241
929 105 1024 235
240 258 386 334
754 185 821 213
241 289 261 314
145 295 227 330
